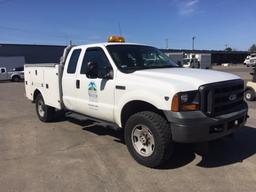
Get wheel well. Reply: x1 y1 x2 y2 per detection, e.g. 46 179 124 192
33 89 41 102
12 75 20 79
121 100 166 128
245 87 255 92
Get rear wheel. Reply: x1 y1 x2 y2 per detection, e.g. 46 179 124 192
35 94 55 122
125 111 173 168
12 76 20 82
245 89 255 101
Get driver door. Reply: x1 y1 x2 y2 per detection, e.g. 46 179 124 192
76 47 115 122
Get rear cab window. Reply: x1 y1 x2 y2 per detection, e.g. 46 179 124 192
67 49 82 74
1 68 6 73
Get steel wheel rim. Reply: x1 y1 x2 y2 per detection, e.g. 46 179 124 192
246 93 251 99
38 99 45 117
131 124 155 157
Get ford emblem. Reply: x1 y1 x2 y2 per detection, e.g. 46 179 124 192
229 94 237 101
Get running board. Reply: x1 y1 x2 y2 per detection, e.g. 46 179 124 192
65 111 122 131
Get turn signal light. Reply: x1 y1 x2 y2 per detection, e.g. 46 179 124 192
181 104 199 111
108 35 125 43
171 94 179 112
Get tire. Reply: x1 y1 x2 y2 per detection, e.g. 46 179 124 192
12 76 20 82
35 94 55 122
245 89 255 101
125 111 173 168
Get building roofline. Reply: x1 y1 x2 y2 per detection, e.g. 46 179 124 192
161 48 249 54
0 43 66 48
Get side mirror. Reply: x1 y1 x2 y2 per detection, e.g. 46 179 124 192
102 66 113 79
86 61 98 79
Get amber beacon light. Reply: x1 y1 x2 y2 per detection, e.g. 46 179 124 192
108 35 125 43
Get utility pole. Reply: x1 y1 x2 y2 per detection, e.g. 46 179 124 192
192 36 196 50
165 38 169 49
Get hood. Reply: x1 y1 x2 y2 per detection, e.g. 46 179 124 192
128 68 240 91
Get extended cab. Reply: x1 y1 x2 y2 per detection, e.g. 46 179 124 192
24 36 248 167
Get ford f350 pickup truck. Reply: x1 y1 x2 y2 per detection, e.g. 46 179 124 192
24 36 248 168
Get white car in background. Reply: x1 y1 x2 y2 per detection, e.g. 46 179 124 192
244 55 251 66
245 53 256 67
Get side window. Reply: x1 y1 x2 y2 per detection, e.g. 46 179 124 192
67 49 81 74
14 67 24 71
1 68 6 73
80 48 112 78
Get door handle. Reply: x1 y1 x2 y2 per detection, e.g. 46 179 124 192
76 80 80 89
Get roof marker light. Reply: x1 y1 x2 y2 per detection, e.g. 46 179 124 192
108 35 125 43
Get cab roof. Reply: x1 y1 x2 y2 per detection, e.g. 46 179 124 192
73 42 150 49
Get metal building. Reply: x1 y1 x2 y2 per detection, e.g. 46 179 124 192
0 56 25 71
162 49 249 64
0 43 66 64
0 43 249 65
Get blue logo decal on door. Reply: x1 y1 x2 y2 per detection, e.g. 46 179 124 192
88 81 97 91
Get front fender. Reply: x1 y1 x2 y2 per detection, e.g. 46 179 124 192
114 90 171 127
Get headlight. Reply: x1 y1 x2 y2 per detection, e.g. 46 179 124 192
171 91 199 112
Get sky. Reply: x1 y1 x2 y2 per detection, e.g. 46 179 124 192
0 0 255 50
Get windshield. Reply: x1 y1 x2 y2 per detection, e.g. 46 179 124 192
106 45 178 72
183 59 190 65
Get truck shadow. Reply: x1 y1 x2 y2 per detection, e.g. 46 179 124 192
196 126 256 168
160 125 256 169
66 117 256 170
67 117 125 144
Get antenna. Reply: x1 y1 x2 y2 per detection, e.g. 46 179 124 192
118 22 122 36
165 38 169 49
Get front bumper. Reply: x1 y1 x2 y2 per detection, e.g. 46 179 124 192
164 103 248 143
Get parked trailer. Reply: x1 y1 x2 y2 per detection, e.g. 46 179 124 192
165 52 184 66
183 54 211 69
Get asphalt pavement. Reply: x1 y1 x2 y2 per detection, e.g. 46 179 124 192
0 66 255 192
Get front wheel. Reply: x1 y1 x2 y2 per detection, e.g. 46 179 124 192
35 94 55 122
125 111 173 168
245 89 255 101
12 76 20 82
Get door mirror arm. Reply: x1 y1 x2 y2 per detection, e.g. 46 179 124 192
103 66 113 79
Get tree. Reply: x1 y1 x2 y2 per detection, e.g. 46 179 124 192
224 47 232 51
249 44 256 52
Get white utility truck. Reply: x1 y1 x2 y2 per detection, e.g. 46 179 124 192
25 36 248 168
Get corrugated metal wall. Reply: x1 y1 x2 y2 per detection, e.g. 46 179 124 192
162 49 249 64
0 44 66 64
0 56 25 71
0 44 249 65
